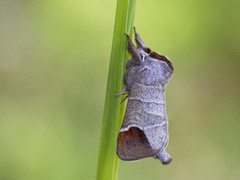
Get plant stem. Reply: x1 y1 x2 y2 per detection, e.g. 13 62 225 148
96 0 136 180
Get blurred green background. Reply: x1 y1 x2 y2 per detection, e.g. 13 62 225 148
0 0 240 179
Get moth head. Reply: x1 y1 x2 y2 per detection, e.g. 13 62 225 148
140 47 173 72
138 49 150 62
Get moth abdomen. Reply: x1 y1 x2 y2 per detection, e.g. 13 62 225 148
128 83 166 104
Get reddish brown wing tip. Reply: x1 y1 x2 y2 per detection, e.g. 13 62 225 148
143 47 151 54
149 51 174 71
117 127 157 161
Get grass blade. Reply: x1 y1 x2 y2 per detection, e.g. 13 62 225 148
96 0 136 180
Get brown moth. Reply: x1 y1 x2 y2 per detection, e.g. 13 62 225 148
116 28 174 165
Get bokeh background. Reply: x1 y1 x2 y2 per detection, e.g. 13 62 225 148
0 0 240 179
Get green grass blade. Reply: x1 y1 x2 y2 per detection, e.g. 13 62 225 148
96 0 136 180
113 2 136 179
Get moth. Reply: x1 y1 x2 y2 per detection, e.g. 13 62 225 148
116 28 174 165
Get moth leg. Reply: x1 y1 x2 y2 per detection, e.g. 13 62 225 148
133 27 147 49
120 94 129 104
154 149 172 165
115 86 127 96
125 32 141 62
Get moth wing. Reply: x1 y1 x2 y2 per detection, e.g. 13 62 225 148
149 51 174 71
117 126 159 161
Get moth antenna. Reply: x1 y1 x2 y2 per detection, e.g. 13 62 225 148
133 27 147 49
125 32 141 62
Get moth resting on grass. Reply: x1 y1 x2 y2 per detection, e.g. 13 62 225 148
116 28 174 165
